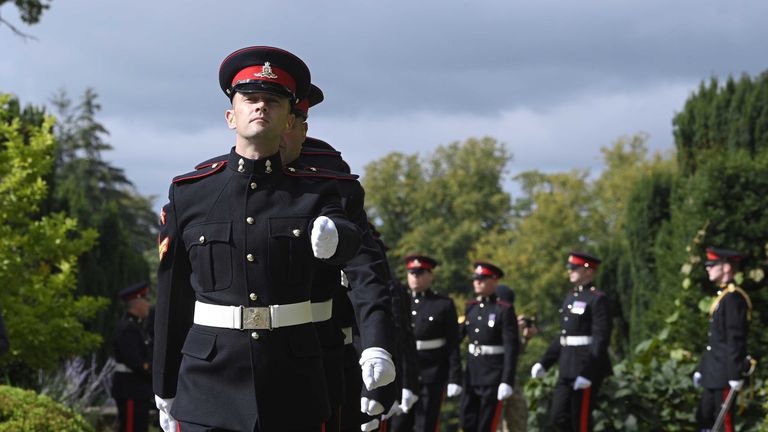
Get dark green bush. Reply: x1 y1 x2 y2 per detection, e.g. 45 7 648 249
0 385 93 432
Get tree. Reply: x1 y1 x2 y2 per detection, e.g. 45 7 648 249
0 0 53 39
0 94 105 380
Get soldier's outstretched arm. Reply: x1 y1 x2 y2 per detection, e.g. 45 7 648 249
446 299 463 385
580 293 611 380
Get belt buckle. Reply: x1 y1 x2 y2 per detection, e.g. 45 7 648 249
472 344 481 357
242 307 271 330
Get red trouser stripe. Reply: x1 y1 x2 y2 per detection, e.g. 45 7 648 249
490 400 504 432
435 387 447 432
580 387 591 432
321 422 326 432
126 399 134 432
723 388 733 432
380 418 388 432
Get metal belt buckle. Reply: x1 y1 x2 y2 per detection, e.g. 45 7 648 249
242 307 271 330
472 344 481 357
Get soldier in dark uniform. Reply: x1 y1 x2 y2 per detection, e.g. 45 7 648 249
112 281 153 432
153 46 367 432
390 255 462 432
460 262 519 432
531 252 611 432
693 247 751 432
0 308 8 357
278 84 397 432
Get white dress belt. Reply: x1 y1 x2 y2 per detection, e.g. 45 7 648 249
342 326 353 345
114 362 132 373
416 338 446 350
468 343 505 355
311 299 333 323
560 335 593 346
193 300 312 330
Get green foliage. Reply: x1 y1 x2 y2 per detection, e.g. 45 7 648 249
363 137 511 293
0 93 105 374
0 0 52 25
0 385 93 432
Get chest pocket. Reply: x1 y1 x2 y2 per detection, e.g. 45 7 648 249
268 216 311 286
183 221 233 292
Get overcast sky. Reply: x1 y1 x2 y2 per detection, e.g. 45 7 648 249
3 0 767 210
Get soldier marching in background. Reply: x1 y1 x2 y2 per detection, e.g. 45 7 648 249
460 262 519 432
531 251 612 432
693 247 752 432
112 281 153 432
390 255 462 432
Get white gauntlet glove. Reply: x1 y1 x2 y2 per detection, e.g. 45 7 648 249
360 396 385 416
531 362 546 379
728 379 744 391
497 383 513 400
573 376 592 390
311 216 339 259
692 371 702 388
361 418 380 432
400 388 418 413
155 395 178 432
359 347 396 390
447 383 463 397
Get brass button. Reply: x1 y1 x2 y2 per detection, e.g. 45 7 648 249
474 328 480 333
250 182 257 190
249 293 257 301
246 254 255 262
251 332 259 340
706 345 711 351
246 217 255 224
411 311 417 316
479 303 485 308
198 235 205 244
564 317 569 322
292 229 301 237
567 304 572 309
561 330 567 334
414 299 420 304
477 316 482 320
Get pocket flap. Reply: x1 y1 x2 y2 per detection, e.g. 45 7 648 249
269 217 310 239
183 221 232 249
181 328 217 360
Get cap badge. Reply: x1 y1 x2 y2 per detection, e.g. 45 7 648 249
475 265 483 273
413 259 421 267
254 62 278 79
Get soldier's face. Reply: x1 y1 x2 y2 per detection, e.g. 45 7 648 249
226 92 294 142
408 270 433 292
473 277 497 296
280 116 308 165
568 267 593 285
706 262 730 283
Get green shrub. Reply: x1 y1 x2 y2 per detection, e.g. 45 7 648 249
0 385 93 432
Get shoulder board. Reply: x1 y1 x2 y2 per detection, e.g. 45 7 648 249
194 154 228 170
465 300 480 305
283 165 359 180
498 300 512 308
304 136 339 152
727 284 753 311
173 162 227 184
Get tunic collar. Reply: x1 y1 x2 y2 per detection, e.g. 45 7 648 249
227 147 282 176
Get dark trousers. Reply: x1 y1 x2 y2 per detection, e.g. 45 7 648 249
460 385 504 432
116 398 150 432
550 377 602 432
390 383 446 432
179 420 322 432
696 387 736 432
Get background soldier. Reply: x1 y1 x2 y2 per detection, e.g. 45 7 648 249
693 247 751 432
390 255 462 432
531 251 611 432
460 262 519 432
153 46 370 432
112 281 153 432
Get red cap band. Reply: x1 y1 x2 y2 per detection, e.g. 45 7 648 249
407 259 434 270
231 64 297 95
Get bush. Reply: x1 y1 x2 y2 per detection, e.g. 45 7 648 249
0 385 93 431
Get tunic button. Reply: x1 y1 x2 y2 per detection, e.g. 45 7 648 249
561 330 567 334
250 182 257 190
706 345 711 351
564 317 569 321
246 254 255 262
479 303 485 308
411 311 417 316
474 328 480 333
238 166 245 173
292 229 301 237
477 316 482 320
198 235 205 244
251 332 259 340
567 304 572 309
428 316 434 321
246 217 255 224
414 299 420 304
249 293 257 301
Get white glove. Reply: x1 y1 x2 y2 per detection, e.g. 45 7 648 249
155 395 178 432
497 383 514 400
531 362 546 379
361 396 384 416
383 400 403 420
573 376 592 390
361 418 380 432
728 379 744 391
447 383 463 398
400 388 418 412
692 371 702 388
359 347 396 390
311 216 339 259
